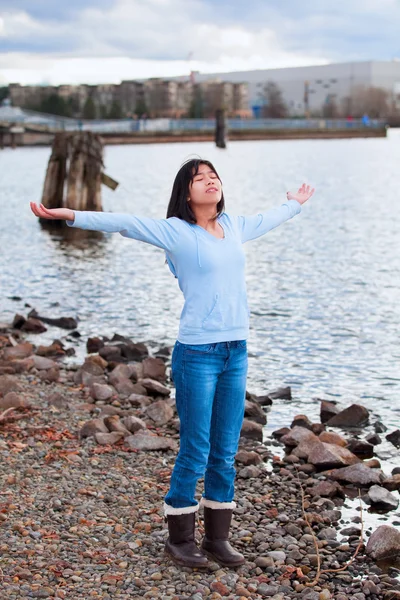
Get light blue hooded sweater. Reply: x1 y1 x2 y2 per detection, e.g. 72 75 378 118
67 199 301 344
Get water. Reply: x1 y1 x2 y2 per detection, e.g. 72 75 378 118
1 134 399 531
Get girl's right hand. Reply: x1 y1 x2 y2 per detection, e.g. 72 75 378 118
30 203 75 222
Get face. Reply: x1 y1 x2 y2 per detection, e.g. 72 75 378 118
188 163 222 208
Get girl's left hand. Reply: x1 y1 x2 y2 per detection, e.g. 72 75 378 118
287 183 315 205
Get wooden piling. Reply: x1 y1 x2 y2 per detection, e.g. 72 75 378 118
40 131 104 224
215 109 227 149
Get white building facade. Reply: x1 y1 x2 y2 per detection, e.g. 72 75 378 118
190 60 400 117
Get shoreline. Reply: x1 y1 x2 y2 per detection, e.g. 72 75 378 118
1 323 399 599
0 127 387 148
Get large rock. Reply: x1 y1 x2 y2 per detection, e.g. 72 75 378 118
244 400 267 425
382 474 400 492
141 357 166 382
108 363 140 385
103 415 131 435
238 465 262 479
319 431 347 447
95 432 125 445
145 400 174 426
292 438 321 459
21 318 47 333
36 341 66 357
127 393 151 408
326 404 369 428
79 418 109 439
346 439 374 459
320 400 339 423
307 441 360 470
326 463 386 486
74 361 105 386
3 342 34 361
253 394 273 407
99 345 122 362
267 386 291 400
366 525 400 560
240 419 263 441
139 378 170 397
125 433 177 451
122 415 147 433
0 375 23 396
367 485 399 511
290 414 313 430
32 355 59 370
90 383 115 402
87 337 105 354
0 392 30 410
386 429 400 449
235 450 262 466
27 309 78 330
112 377 139 397
307 480 345 499
281 426 319 447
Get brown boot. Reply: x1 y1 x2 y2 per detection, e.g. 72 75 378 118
200 500 245 567
164 507 208 569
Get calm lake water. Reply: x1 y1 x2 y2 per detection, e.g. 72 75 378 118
1 134 399 493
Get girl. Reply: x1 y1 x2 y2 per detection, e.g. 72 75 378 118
31 158 314 569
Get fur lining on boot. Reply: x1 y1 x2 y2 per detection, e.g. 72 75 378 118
163 502 199 516
200 497 236 510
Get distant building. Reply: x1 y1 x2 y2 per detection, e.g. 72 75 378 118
191 60 400 116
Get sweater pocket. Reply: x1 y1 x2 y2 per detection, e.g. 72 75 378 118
202 294 225 330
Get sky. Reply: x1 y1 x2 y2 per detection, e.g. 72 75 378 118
0 0 399 86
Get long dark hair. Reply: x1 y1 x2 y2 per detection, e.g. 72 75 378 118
166 158 225 223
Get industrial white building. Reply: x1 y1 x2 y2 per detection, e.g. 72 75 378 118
189 60 400 117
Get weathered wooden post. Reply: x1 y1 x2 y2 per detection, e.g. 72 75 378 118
41 132 68 213
40 131 117 226
215 109 226 149
65 132 104 212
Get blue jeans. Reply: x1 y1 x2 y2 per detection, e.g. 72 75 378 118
164 340 248 508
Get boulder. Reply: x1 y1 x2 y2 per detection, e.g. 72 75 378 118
141 357 167 382
0 357 34 374
366 525 400 560
235 450 262 466
36 341 66 357
272 427 290 439
238 465 261 479
320 400 339 423
290 414 313 430
103 415 131 436
3 342 34 361
307 480 345 499
292 438 321 459
386 429 400 449
382 474 400 492
108 363 140 385
125 433 177 451
21 318 47 333
326 463 386 486
346 439 374 459
99 345 123 362
281 426 319 447
90 383 115 402
244 400 267 425
0 392 30 410
365 433 382 446
319 431 347 447
32 355 58 370
37 367 60 383
145 400 174 426
307 441 360 469
127 393 151 408
84 354 108 370
240 419 263 441
0 375 23 396
79 418 109 438
27 309 78 330
139 378 170 397
95 432 124 445
112 378 139 397
326 403 369 428
253 394 273 407
267 386 291 400
367 485 399 511
122 415 147 434
87 337 105 354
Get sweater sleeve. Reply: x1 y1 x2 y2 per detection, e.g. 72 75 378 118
66 211 180 251
237 200 301 243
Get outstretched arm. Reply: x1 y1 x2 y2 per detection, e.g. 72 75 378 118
238 183 315 243
30 203 180 251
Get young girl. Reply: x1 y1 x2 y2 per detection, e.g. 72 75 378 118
30 158 314 570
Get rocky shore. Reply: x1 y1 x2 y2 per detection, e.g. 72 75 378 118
1 316 400 600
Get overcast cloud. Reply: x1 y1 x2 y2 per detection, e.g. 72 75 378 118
0 0 399 85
